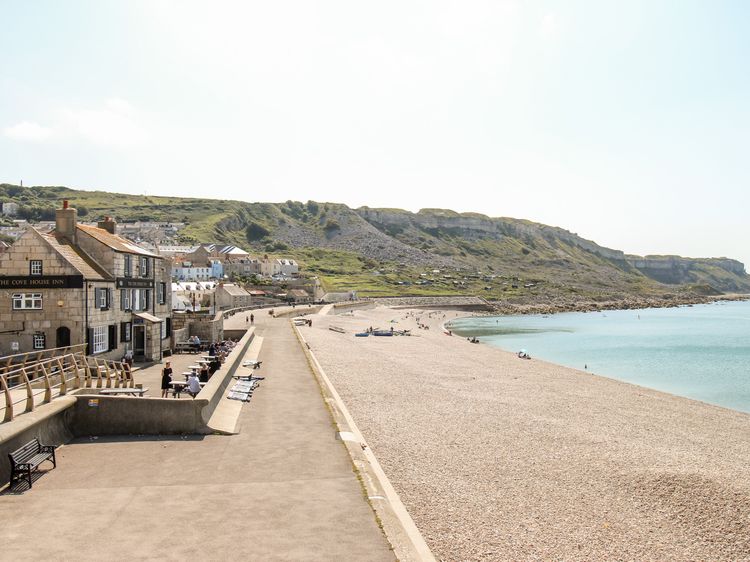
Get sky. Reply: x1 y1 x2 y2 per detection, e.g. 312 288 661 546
1 1 749 266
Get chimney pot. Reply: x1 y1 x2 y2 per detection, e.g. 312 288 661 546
63 200 69 209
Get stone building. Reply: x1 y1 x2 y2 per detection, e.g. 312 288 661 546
214 283 251 310
0 201 171 361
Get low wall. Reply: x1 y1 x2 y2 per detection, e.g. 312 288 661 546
274 305 323 318
70 327 253 437
332 301 376 314
0 398 76 486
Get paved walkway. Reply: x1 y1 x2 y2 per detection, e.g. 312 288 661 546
0 314 394 561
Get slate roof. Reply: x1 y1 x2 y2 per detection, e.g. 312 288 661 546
77 224 160 257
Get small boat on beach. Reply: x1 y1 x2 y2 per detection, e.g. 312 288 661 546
329 326 346 334
372 330 393 336
355 332 370 337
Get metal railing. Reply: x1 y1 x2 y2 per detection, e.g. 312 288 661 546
0 347 134 424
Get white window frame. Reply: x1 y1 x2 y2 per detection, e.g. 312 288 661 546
124 322 132 342
12 293 42 310
30 260 43 276
92 325 108 354
33 332 46 349
140 257 149 278
122 289 131 311
97 288 108 309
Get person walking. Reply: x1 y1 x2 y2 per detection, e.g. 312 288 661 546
250 313 254 324
161 362 173 398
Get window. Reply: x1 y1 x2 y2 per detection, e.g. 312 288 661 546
159 282 166 305
30 260 43 276
92 325 107 354
140 257 150 278
121 288 131 311
124 254 132 278
33 332 46 350
12 293 42 310
161 321 166 340
121 322 131 342
143 289 150 310
96 288 110 309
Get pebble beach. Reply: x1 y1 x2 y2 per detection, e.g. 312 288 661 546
302 306 750 561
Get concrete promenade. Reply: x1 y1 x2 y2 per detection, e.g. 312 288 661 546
0 313 394 561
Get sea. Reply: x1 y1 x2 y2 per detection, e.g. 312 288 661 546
448 300 750 414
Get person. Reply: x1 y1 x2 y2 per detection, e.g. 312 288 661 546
187 373 201 398
246 316 249 324
250 313 254 324
199 363 209 383
161 362 173 398
208 343 216 357
192 334 201 352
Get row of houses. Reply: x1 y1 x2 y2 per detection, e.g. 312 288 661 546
171 246 299 282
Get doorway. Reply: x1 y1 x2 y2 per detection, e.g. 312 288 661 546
134 325 146 359
56 326 71 348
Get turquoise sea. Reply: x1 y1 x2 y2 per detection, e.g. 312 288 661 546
448 300 750 414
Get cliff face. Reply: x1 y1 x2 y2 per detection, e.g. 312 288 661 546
356 207 748 291
357 207 627 259
625 256 747 285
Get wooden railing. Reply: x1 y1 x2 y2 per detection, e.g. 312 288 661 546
0 347 134 424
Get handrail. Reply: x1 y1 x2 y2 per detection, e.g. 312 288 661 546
0 344 88 374
0 351 134 423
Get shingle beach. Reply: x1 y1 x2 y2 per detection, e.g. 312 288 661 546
302 306 750 561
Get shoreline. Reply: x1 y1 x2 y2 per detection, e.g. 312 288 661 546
370 292 750 317
303 305 750 561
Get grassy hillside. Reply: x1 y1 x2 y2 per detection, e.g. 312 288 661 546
2 183 749 301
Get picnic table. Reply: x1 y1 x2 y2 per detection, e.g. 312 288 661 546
174 342 199 354
99 387 148 397
169 381 206 398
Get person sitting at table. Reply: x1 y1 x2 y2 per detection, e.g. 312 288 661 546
161 362 173 398
192 335 201 352
209 358 221 376
208 343 216 357
199 363 209 383
187 373 201 398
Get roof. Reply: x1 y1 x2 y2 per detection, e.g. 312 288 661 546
39 230 110 281
134 311 163 323
77 224 160 257
218 284 250 296
288 289 309 297
219 245 249 256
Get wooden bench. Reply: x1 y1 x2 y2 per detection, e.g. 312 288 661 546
99 387 148 397
9 438 57 489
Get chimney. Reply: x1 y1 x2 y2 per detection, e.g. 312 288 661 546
55 200 78 243
98 215 117 235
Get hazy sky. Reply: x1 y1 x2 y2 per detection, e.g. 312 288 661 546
2 1 749 266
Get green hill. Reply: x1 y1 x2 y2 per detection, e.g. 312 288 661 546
2 183 748 304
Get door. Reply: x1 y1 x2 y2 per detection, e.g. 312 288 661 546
56 326 71 348
134 326 146 358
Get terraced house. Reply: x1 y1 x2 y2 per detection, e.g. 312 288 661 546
0 201 171 361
